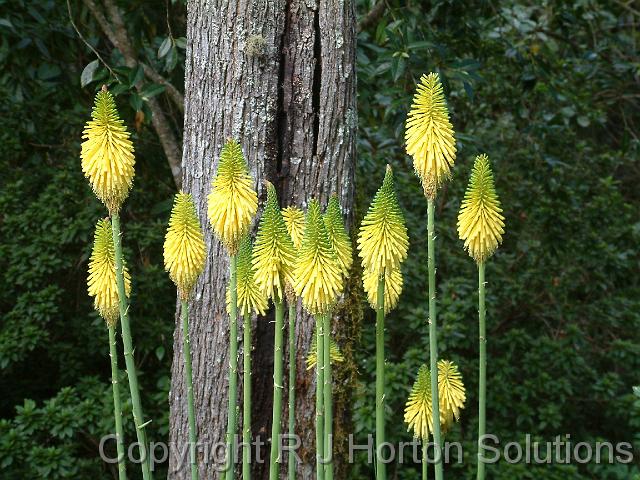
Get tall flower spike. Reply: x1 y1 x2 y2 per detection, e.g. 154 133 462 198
405 72 457 198
438 360 466 434
282 206 306 250
457 154 505 263
207 139 258 255
293 199 344 315
81 86 135 214
306 334 345 370
252 182 296 302
404 364 433 441
228 235 268 316
323 195 353 280
163 192 207 300
362 268 403 313
357 165 409 277
88 218 131 326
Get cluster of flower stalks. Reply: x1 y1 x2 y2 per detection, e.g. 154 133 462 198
81 70 505 480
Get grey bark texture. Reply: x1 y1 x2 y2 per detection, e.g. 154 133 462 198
168 1 357 479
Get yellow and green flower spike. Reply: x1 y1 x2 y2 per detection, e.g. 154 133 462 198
437 360 466 434
252 182 296 302
357 165 409 277
282 206 306 250
81 86 135 214
163 192 207 300
362 267 403 313
404 364 433 441
405 72 457 198
207 139 258 255
88 218 131 326
323 195 353 280
457 154 505 263
293 199 343 315
305 334 344 370
228 235 268 316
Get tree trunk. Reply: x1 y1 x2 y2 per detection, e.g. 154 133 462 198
168 1 357 479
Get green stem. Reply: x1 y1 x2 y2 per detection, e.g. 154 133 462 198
315 314 325 480
375 276 386 480
108 325 127 480
268 299 285 480
288 301 297 480
111 214 152 480
226 255 239 480
477 262 486 480
181 300 199 480
323 313 333 480
422 441 428 480
427 199 443 480
243 312 252 480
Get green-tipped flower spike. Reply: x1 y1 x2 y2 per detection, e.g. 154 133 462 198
88 218 131 326
405 73 457 199
404 364 433 441
282 206 306 250
438 360 466 434
228 235 268 316
323 195 353 280
252 182 296 302
207 139 258 255
305 334 345 370
81 86 135 214
164 192 207 301
357 165 409 277
457 154 506 263
362 267 403 313
293 199 344 315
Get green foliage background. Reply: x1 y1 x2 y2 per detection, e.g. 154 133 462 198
0 0 638 478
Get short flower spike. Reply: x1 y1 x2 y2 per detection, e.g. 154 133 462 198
294 199 344 315
404 364 433 441
207 139 258 255
457 154 505 263
438 360 466 434
81 87 135 214
252 182 296 302
362 268 403 313
305 333 345 370
405 73 457 198
282 206 306 250
323 195 353 280
228 235 268 316
163 192 206 300
88 218 131 326
357 165 409 277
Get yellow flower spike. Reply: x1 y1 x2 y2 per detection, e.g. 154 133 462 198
457 154 506 263
163 192 207 300
362 267 403 313
87 218 131 326
357 165 409 277
227 235 268 316
282 206 306 250
305 333 345 370
81 86 135 214
252 182 296 302
207 139 258 255
323 195 353 280
405 72 457 198
293 199 344 315
438 360 466 434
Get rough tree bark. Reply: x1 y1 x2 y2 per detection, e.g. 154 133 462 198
168 1 356 479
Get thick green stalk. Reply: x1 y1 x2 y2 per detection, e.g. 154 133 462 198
287 301 297 480
243 312 252 480
323 313 334 480
181 300 199 480
422 441 428 480
427 199 443 480
477 262 486 480
108 325 127 480
111 214 152 480
226 255 239 480
315 314 325 480
375 276 386 480
268 299 285 480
